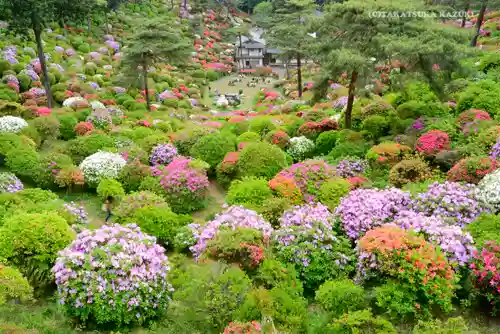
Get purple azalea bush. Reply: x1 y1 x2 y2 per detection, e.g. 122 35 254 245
63 201 89 225
189 205 273 259
394 210 475 266
489 137 500 160
274 203 355 289
412 181 490 226
336 188 413 240
0 172 23 193
53 224 173 327
335 157 369 178
150 143 178 165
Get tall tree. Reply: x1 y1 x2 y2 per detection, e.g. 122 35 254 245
0 0 96 108
313 0 468 128
265 0 316 98
252 1 274 28
121 15 192 112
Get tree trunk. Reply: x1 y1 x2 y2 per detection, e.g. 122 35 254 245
239 33 243 68
345 71 357 129
461 1 469 28
471 3 487 47
183 0 187 9
33 19 53 108
104 10 109 35
285 62 290 80
297 53 302 98
143 56 151 112
171 0 174 10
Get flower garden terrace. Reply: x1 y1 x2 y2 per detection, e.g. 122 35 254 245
1 0 500 332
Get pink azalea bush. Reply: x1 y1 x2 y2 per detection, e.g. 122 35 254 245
53 224 173 327
188 205 273 259
151 156 210 213
273 160 335 202
336 188 413 240
470 242 500 314
416 130 450 157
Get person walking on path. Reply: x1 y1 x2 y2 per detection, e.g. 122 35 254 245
103 196 114 222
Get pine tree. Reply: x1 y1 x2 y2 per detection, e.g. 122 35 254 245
121 15 192 112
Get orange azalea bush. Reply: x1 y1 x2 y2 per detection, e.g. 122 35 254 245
357 225 458 317
268 175 303 204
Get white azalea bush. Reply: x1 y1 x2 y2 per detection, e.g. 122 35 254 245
287 136 315 161
79 151 126 186
0 116 28 133
478 169 500 211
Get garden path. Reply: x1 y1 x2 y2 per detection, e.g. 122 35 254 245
191 180 227 222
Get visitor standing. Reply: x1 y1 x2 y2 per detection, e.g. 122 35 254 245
103 196 114 222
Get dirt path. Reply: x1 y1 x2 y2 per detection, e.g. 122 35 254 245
191 180 227 222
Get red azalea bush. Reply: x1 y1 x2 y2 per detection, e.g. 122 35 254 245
416 130 450 157
297 119 339 140
223 321 262 334
35 107 52 117
74 121 94 136
358 225 458 317
347 176 368 188
216 151 239 188
470 241 500 314
447 156 499 184
457 109 491 129
264 130 290 149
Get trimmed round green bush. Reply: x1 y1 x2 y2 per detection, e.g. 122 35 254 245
237 142 288 180
5 149 40 181
248 117 276 137
57 114 78 140
315 279 365 317
0 263 33 305
237 131 261 143
226 177 273 207
68 134 115 164
389 158 432 188
190 132 236 170
465 214 500 248
362 115 389 140
33 116 60 143
124 206 192 248
318 178 351 211
315 130 338 156
114 191 168 221
0 212 75 290
96 179 125 200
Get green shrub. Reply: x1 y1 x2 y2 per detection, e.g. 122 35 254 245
0 264 33 305
389 158 432 188
0 102 23 117
465 214 500 248
328 141 372 160
5 149 40 181
33 116 60 143
114 191 168 220
138 133 171 153
68 134 115 163
169 261 252 333
226 177 273 207
403 81 438 103
172 127 214 156
456 80 500 116
315 130 338 156
33 153 73 189
237 287 308 332
318 178 351 211
260 197 290 228
361 115 389 140
0 212 75 291
96 179 125 200
254 259 303 295
190 133 236 170
315 279 365 317
124 206 191 248
375 280 419 320
237 142 288 180
248 117 276 137
329 310 396 333
0 133 35 161
57 114 78 140
237 131 261 143
412 317 476 334
206 70 219 81
118 160 150 192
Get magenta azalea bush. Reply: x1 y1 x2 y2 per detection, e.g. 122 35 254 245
276 160 335 202
336 188 413 240
151 156 210 213
394 210 475 265
412 181 490 226
188 205 273 259
53 224 173 327
274 203 355 290
150 143 178 165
